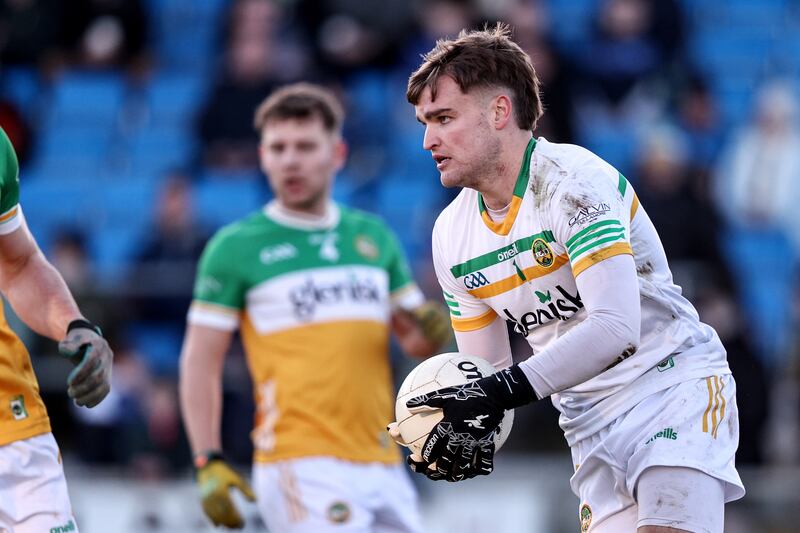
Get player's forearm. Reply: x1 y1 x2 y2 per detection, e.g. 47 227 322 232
454 316 514 369
178 324 231 456
518 255 641 397
180 353 224 455
3 252 82 340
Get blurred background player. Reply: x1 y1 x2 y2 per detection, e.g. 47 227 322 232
397 25 744 533
179 82 450 531
0 127 113 531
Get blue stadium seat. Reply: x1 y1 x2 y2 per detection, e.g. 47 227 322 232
126 127 196 177
47 71 127 127
193 177 267 228
144 73 207 127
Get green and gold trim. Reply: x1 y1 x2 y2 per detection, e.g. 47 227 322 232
478 137 536 235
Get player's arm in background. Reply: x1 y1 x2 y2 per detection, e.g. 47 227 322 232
430 217 514 370
0 128 112 407
179 233 254 529
383 223 452 358
515 171 641 398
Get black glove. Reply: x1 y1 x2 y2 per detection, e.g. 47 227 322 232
58 319 113 408
406 364 536 482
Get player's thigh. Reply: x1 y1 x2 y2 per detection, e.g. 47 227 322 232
253 457 373 533
622 374 744 503
636 466 724 533
569 431 638 532
0 433 78 533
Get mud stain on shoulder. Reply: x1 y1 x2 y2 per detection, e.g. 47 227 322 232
637 261 654 277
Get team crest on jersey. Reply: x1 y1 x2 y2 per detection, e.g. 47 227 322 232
354 235 379 260
580 503 592 532
327 501 351 523
10 395 27 420
531 238 554 268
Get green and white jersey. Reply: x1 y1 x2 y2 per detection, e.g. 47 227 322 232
432 137 730 445
189 201 423 464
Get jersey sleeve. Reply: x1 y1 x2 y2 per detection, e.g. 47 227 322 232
432 217 497 333
187 230 246 331
380 221 425 310
0 128 22 235
550 170 635 279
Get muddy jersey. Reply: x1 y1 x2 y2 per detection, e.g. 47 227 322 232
432 137 730 445
188 203 423 464
0 128 50 446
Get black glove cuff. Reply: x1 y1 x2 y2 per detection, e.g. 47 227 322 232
194 450 225 470
483 364 537 409
67 319 102 337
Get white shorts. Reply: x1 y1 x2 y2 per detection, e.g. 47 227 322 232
0 433 78 533
253 457 423 533
570 374 745 533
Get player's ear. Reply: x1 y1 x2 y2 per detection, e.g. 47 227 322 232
333 137 348 172
492 95 513 130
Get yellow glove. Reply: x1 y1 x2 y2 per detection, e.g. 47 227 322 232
412 300 452 348
196 453 256 529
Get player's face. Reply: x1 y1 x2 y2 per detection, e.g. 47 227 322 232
259 117 346 214
414 76 501 190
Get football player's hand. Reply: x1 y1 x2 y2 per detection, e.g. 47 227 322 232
196 454 256 529
58 319 113 408
406 365 536 482
412 301 452 347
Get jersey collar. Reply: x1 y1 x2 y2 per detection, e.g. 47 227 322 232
264 200 340 230
478 137 536 235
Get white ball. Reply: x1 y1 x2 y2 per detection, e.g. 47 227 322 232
394 353 515 457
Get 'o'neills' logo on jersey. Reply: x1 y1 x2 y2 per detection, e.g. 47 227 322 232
289 276 381 320
502 285 584 336
644 427 678 445
569 202 611 227
497 242 520 262
531 238 554 268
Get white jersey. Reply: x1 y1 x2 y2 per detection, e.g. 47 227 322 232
432 137 731 445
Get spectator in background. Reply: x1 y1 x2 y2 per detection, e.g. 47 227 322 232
635 125 727 274
130 170 209 329
712 80 800 367
676 73 724 173
503 0 578 143
713 80 800 245
295 0 416 78
59 0 150 73
198 0 310 171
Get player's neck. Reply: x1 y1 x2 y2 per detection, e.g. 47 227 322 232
266 200 339 230
480 133 533 210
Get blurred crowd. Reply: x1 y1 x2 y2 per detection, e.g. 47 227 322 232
0 0 798 479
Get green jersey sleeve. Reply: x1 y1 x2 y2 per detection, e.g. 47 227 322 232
0 128 21 222
193 230 247 310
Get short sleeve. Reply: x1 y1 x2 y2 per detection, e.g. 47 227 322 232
380 221 425 309
187 231 246 330
550 170 634 278
0 129 22 235
432 219 496 332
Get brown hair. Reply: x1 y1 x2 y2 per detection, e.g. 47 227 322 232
407 23 543 131
253 82 344 135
